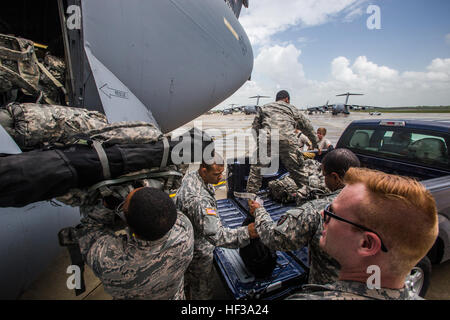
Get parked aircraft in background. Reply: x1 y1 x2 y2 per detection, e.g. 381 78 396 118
222 108 234 115
307 106 326 114
249 94 271 106
331 92 364 115
243 105 258 114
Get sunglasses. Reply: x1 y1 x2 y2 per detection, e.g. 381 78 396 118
323 203 388 252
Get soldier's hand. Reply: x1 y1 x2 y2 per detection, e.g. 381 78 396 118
247 223 259 239
248 200 261 216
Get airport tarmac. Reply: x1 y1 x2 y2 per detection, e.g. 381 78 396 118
19 112 450 300
174 112 450 160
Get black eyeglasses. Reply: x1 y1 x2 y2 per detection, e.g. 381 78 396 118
323 203 388 252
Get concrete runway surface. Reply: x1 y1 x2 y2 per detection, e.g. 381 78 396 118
20 112 450 300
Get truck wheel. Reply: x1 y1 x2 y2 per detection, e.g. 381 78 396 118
405 256 431 298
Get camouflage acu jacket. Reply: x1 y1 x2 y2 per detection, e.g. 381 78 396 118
252 101 318 147
286 280 421 300
77 202 194 300
175 171 250 257
254 191 341 285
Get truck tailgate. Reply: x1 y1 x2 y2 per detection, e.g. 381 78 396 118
214 195 309 300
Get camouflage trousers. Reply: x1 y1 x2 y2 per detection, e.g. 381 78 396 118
247 140 307 194
184 244 215 300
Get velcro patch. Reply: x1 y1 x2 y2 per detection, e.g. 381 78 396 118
206 208 217 216
277 215 288 226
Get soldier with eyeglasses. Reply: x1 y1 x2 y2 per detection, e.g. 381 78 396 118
286 167 438 300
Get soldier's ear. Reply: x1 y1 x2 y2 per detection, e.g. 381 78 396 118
358 232 382 257
198 166 208 179
330 172 340 183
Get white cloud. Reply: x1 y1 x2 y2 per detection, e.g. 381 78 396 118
240 0 368 45
254 44 306 87
219 44 450 108
331 56 358 82
343 1 367 23
352 56 399 80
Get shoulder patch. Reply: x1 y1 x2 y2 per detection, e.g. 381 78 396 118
277 215 288 226
205 208 217 216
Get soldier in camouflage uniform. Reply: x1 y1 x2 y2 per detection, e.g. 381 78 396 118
287 167 439 300
77 187 194 299
247 90 318 194
250 149 361 285
287 281 417 300
176 154 259 299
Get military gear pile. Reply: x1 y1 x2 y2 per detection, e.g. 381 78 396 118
0 33 66 105
267 175 298 204
0 102 107 149
267 159 330 205
0 34 40 95
0 121 214 207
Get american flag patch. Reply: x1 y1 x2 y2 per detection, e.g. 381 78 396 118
206 208 217 216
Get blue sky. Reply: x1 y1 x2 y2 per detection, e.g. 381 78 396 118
218 0 450 109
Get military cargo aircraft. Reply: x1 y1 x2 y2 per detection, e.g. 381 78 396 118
249 94 270 106
307 101 328 114
222 108 234 115
332 92 364 115
243 105 258 114
0 0 253 299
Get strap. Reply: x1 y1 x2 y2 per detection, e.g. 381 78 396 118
37 62 67 94
92 141 111 180
57 227 86 296
0 37 34 61
88 170 183 193
160 136 169 170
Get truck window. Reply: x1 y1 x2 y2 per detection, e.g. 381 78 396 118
343 127 449 170
348 129 376 150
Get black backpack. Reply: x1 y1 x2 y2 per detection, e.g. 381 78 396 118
239 216 277 279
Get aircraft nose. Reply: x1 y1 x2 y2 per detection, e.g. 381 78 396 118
82 0 253 133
